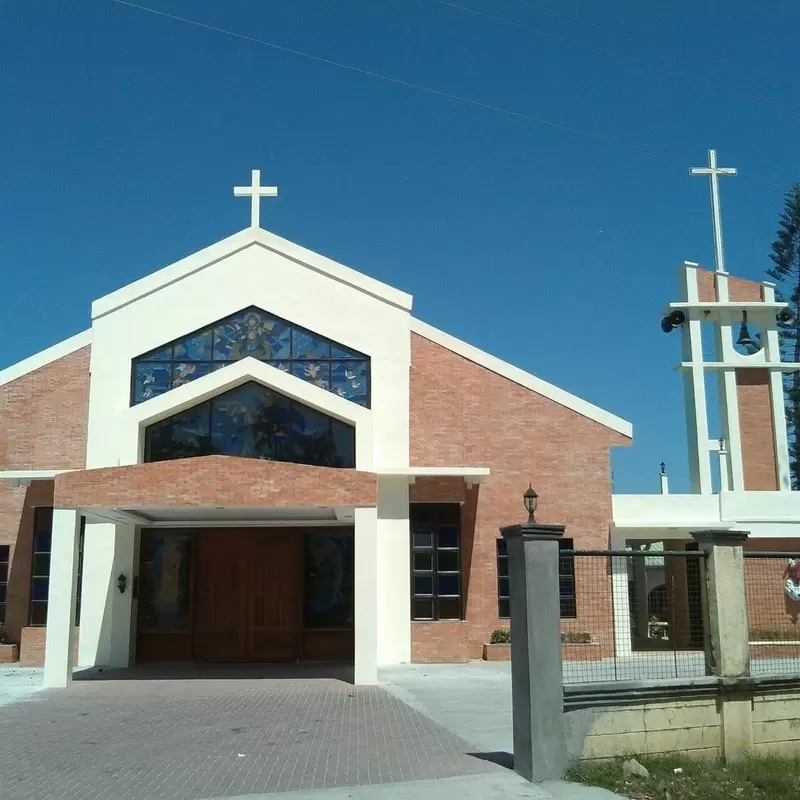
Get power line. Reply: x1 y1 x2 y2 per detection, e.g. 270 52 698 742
427 0 800 118
111 0 788 190
498 0 800 93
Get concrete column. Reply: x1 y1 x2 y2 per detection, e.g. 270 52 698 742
632 551 649 643
376 476 411 665
108 524 136 667
611 554 633 658
354 506 379 685
691 529 752 761
501 521 566 783
43 509 81 688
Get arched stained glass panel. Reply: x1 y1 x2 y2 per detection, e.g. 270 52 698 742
131 307 370 407
144 382 356 467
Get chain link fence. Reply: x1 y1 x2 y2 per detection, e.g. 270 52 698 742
561 549 708 684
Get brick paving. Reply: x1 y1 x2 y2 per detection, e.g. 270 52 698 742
0 665 498 800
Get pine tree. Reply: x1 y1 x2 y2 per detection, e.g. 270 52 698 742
766 184 800 489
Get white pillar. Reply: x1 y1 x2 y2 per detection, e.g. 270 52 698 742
78 522 136 668
376 476 410 665
611 550 633 658
43 509 81 688
715 278 746 491
354 506 378 685
763 284 792 490
680 265 713 494
109 524 136 667
78 522 115 666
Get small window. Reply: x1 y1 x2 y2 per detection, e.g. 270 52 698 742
0 544 9 625
29 510 85 627
410 504 462 621
496 537 577 619
497 539 509 619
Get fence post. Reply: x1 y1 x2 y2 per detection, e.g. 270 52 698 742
690 529 752 761
500 521 566 782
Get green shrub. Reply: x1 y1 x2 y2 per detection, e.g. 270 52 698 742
561 631 592 644
750 628 800 641
489 628 511 644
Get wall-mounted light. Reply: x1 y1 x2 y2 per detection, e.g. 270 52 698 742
523 483 539 523
117 573 127 594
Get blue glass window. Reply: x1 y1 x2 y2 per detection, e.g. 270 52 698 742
144 381 356 468
132 307 370 407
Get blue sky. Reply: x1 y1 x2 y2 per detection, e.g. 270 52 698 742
2 0 799 493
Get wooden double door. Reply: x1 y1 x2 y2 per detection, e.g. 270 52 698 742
136 527 355 664
193 529 302 662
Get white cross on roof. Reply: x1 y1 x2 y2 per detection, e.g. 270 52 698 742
233 169 278 228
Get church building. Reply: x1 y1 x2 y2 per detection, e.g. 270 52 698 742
0 171 632 686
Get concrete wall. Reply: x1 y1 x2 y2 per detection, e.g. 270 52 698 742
567 698 722 761
752 693 800 755
567 687 800 762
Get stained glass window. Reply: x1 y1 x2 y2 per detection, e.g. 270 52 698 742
144 381 356 467
131 307 370 407
304 533 354 629
139 534 193 633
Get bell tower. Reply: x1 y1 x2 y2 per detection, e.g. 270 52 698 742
662 150 796 494
663 265 794 493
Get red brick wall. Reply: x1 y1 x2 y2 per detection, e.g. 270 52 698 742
696 268 717 302
409 333 628 661
0 346 90 652
737 370 778 490
744 539 800 638
19 626 79 667
56 456 377 509
0 480 53 644
0 346 90 471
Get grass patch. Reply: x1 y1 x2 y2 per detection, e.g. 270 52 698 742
566 754 800 799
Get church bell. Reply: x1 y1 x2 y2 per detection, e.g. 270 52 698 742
736 312 757 350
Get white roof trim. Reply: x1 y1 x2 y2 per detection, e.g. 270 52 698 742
376 466 490 483
92 227 413 319
0 469 73 487
0 330 91 389
410 318 632 438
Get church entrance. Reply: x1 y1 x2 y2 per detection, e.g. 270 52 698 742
135 527 354 664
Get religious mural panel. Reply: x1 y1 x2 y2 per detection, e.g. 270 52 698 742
139 534 193 633
131 307 370 407
304 533 354 629
144 381 356 467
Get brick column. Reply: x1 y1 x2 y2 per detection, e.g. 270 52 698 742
691 529 752 761
501 521 566 782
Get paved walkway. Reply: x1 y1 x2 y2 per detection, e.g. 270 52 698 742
0 663 624 800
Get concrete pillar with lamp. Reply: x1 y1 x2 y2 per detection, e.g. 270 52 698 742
501 485 567 783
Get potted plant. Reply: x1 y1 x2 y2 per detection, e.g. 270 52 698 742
0 628 19 664
483 627 511 661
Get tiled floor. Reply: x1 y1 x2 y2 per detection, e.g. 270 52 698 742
0 664 498 800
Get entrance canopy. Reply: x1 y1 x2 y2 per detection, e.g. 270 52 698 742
29 457 490 526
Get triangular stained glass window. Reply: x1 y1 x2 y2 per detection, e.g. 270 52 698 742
131 307 370 407
143 382 356 468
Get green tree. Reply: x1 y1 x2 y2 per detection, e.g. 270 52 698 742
767 184 800 488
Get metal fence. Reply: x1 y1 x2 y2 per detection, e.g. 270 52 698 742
744 551 800 676
561 549 709 684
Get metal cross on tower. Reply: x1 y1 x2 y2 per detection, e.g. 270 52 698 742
233 169 278 228
689 149 737 275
